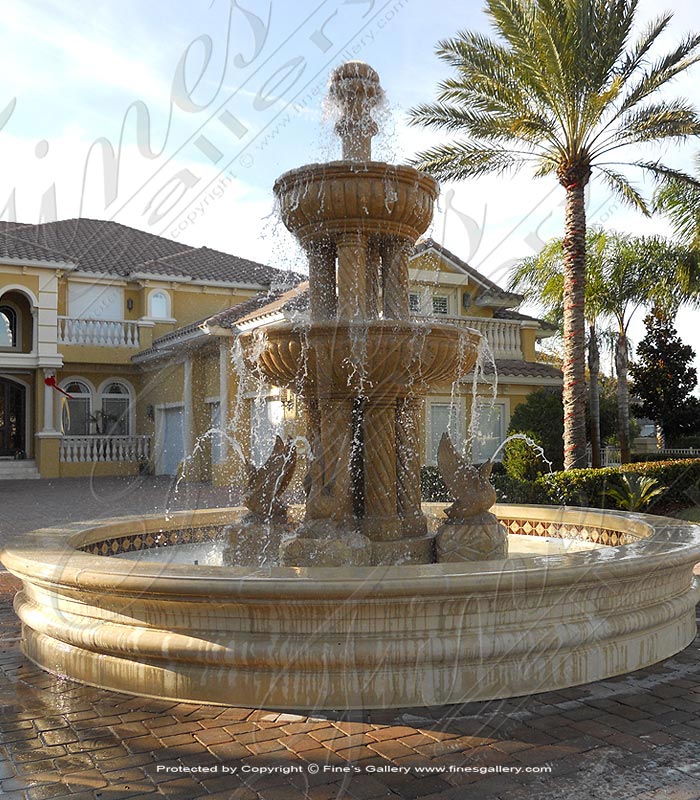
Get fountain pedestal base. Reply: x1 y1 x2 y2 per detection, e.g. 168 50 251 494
436 512 508 562
279 527 373 567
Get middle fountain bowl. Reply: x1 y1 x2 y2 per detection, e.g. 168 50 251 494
244 319 480 398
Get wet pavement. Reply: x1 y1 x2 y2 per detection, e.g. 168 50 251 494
2 480 700 799
0 477 237 553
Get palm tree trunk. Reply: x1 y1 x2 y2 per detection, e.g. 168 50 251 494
588 323 601 468
561 179 588 469
655 423 665 450
615 332 631 463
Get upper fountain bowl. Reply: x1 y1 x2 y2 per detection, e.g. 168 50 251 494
274 60 438 243
273 161 439 243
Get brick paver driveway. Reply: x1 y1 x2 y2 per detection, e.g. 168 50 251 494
2 479 700 799
0 476 236 553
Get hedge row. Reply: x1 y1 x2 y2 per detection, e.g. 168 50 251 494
421 459 700 512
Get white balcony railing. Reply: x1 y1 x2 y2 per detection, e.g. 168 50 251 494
57 317 141 347
415 315 523 359
60 435 152 463
588 445 700 467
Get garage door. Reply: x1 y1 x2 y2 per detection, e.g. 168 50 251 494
157 407 184 475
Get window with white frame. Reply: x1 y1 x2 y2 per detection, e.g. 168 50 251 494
428 402 460 466
148 290 170 319
0 304 18 349
431 294 449 315
100 381 132 435
68 283 123 320
61 380 92 435
472 401 507 463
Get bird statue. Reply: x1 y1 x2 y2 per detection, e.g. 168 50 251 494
435 432 507 561
242 436 297 522
437 432 496 521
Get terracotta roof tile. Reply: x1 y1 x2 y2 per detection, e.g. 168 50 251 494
492 359 562 380
0 230 75 264
413 238 522 306
3 218 293 287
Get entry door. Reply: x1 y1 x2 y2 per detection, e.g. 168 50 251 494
157 407 184 475
0 378 26 456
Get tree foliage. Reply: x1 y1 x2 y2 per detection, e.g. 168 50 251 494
507 389 564 471
409 0 700 204
631 311 700 438
410 0 700 469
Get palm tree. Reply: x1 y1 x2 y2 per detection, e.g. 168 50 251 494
509 228 609 466
409 0 700 468
511 233 695 464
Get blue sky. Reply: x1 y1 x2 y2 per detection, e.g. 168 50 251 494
2 0 700 368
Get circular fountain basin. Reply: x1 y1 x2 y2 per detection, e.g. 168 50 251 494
244 319 480 396
274 161 438 242
2 505 699 710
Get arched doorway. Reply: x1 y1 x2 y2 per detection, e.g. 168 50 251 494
0 377 26 457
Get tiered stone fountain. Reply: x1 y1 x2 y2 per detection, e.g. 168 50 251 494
242 61 480 566
2 62 700 710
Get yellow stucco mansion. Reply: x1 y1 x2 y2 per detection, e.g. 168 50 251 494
0 218 560 483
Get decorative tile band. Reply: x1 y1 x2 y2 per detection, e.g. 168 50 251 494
78 525 224 557
500 517 639 547
77 515 636 557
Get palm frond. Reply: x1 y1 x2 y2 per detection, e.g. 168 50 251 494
615 13 673 81
654 177 700 249
614 101 700 144
595 167 649 214
633 161 700 188
410 140 532 180
616 33 700 116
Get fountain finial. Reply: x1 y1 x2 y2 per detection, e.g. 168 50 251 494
329 61 384 161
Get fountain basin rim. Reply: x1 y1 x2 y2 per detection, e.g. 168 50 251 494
4 503 700 709
3 504 699 600
273 159 439 189
258 317 483 340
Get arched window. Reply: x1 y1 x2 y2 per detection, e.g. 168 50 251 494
61 380 92 435
100 381 132 435
0 304 18 349
148 290 170 319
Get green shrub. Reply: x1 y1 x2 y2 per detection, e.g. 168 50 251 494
536 459 700 511
667 434 700 449
605 474 667 511
492 473 543 503
502 432 549 481
508 389 564 471
423 459 700 513
421 466 451 502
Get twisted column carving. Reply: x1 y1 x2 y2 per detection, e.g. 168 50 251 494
396 397 423 528
306 238 337 321
363 400 398 522
381 238 411 320
319 398 355 522
336 232 368 321
366 237 381 319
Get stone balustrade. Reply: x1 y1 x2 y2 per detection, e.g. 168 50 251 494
60 435 151 463
57 317 141 347
416 315 524 359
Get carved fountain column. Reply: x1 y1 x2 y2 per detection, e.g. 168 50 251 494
362 398 399 540
381 237 412 320
306 238 337 320
336 232 368 320
396 397 426 536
